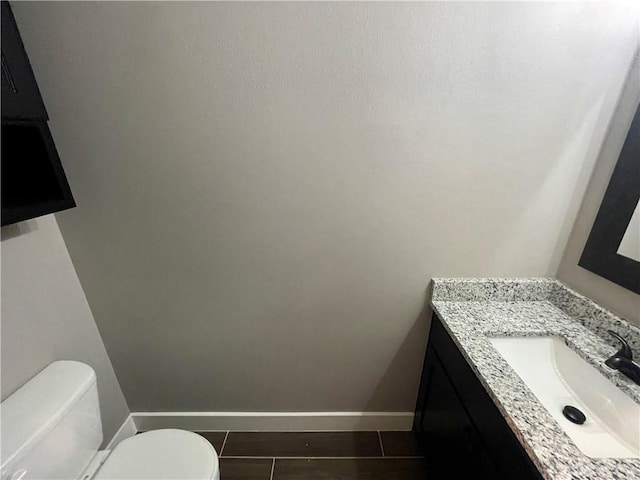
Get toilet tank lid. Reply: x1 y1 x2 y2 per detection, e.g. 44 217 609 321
1 361 98 468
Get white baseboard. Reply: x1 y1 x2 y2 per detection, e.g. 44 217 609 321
132 412 414 432
106 414 137 449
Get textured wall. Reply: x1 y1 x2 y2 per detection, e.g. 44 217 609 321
557 55 640 326
12 2 639 412
1 216 130 444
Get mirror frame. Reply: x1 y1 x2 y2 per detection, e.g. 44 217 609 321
579 104 640 294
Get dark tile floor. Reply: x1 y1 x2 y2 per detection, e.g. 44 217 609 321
195 431 427 479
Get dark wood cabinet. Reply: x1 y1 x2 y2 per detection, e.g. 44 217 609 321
1 1 75 226
414 313 543 480
1 120 75 225
1 1 47 120
417 346 499 478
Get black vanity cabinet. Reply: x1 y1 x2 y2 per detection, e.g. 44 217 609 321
414 314 543 480
1 1 75 226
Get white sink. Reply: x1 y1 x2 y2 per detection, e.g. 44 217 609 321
489 336 640 458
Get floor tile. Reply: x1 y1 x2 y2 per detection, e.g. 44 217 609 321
223 431 382 457
379 431 424 457
219 458 273 480
195 431 227 453
273 458 429 479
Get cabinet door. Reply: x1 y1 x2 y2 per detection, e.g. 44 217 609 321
428 315 543 480
1 1 48 120
419 346 498 479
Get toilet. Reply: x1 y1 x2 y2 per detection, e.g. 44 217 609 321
0 361 220 480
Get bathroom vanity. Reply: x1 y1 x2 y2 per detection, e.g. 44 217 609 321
415 278 640 480
414 313 542 479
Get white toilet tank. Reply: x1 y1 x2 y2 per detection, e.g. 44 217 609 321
1 361 103 480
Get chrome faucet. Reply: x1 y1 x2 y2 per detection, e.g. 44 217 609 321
604 330 640 386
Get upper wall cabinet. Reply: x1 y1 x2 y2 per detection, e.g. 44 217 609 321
1 1 48 120
1 1 75 226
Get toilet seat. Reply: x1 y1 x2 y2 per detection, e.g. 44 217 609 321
93 429 219 480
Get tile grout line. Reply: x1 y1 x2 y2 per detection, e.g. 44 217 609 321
269 458 276 480
377 431 385 457
219 431 230 456
217 455 425 460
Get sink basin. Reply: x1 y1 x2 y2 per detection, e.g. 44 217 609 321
489 336 640 458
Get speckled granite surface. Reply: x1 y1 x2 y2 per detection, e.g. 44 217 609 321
431 278 640 480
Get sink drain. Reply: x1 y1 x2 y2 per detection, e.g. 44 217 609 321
562 405 586 425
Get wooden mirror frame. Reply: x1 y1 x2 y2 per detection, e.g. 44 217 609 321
579 104 640 294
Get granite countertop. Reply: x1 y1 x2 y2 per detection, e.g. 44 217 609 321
431 278 640 480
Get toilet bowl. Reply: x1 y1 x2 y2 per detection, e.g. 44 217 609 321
93 429 219 480
0 361 220 480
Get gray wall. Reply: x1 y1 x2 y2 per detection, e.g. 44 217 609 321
1 216 130 443
12 2 639 412
557 55 640 326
